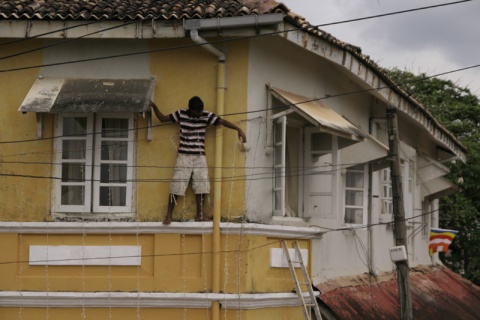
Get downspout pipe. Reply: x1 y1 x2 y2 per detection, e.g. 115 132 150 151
190 28 226 320
186 15 284 320
190 29 225 62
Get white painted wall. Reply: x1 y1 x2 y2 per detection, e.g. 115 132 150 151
245 35 438 281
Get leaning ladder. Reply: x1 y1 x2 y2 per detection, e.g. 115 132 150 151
281 240 323 320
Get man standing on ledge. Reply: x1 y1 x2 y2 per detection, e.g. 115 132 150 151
150 97 247 225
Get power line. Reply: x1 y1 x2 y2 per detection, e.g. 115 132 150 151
0 20 106 47
0 20 140 61
0 207 440 266
1 60 479 146
0 0 472 73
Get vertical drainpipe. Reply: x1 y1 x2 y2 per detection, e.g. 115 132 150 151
368 119 377 276
190 29 225 320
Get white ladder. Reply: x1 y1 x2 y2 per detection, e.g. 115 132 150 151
282 240 323 320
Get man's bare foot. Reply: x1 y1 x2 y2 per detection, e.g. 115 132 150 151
195 214 211 222
163 216 172 225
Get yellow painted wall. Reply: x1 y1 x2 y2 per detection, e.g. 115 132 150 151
1 233 212 292
0 232 311 294
0 39 52 222
1 37 247 223
137 38 248 222
0 306 305 320
0 230 311 319
0 35 307 320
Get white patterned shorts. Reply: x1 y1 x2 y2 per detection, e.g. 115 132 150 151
170 153 210 195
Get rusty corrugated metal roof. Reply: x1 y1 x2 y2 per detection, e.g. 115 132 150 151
317 266 480 320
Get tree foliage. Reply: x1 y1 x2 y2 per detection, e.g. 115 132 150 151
388 68 480 285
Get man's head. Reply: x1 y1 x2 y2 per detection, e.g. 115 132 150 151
188 96 204 117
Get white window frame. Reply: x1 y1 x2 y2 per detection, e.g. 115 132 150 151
272 116 305 217
304 129 337 220
272 118 340 220
380 168 393 216
53 113 135 215
343 164 368 226
402 159 415 220
273 115 287 216
54 113 94 213
93 113 134 213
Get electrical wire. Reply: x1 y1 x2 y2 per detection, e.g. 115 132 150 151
0 1 468 272
0 1 472 73
0 20 140 61
0 207 442 266
1 60 479 146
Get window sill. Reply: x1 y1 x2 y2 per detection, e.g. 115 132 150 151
341 225 367 234
379 213 393 223
270 216 308 227
51 212 136 222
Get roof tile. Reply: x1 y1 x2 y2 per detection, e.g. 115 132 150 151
0 0 285 20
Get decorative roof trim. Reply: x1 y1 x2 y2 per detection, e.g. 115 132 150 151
278 21 466 161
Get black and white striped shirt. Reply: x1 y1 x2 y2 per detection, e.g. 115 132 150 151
169 109 221 155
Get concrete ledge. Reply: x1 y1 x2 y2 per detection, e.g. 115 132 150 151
0 291 318 310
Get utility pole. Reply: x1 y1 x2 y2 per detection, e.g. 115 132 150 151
386 107 413 320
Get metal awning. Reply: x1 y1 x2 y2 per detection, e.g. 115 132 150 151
270 87 365 142
422 177 459 200
19 78 155 113
341 133 389 168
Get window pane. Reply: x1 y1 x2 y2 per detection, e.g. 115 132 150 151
346 190 363 206
311 133 331 151
101 141 128 160
311 153 332 171
274 190 282 210
274 144 283 166
63 117 87 136
99 186 126 206
62 140 86 159
61 186 84 205
346 171 364 188
382 200 393 214
274 168 283 188
274 121 283 144
102 118 129 138
101 164 127 183
345 208 363 224
62 163 85 182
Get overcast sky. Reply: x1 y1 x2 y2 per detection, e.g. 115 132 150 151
280 0 480 96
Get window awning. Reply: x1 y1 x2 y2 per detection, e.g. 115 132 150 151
422 177 459 200
270 87 365 142
341 133 389 168
417 155 450 183
18 78 155 113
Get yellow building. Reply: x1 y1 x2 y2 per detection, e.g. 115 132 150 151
0 1 468 319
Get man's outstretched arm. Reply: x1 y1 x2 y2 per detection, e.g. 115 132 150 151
150 101 171 123
218 118 247 143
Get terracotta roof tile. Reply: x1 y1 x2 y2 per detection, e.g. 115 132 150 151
0 0 287 20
